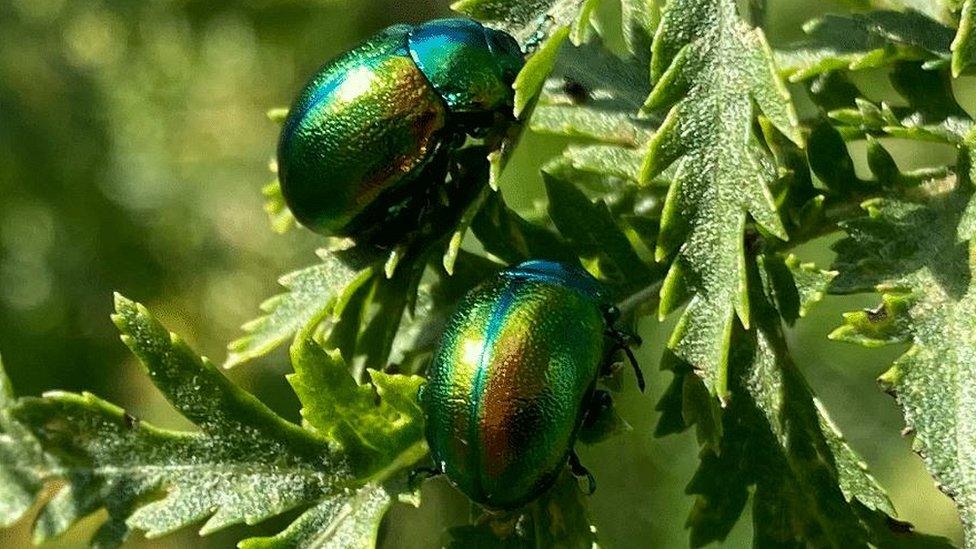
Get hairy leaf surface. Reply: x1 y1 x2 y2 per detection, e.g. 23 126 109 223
0 356 44 529
831 170 976 545
666 256 951 547
0 296 429 547
8 296 349 545
225 251 371 368
777 10 954 81
288 330 426 479
642 0 801 400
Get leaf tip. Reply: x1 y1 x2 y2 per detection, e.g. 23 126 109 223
113 292 134 313
877 364 901 391
222 354 244 370
826 326 847 341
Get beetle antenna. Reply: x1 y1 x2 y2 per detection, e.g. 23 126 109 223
621 344 645 393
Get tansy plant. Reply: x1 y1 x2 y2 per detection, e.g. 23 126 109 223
3 0 976 547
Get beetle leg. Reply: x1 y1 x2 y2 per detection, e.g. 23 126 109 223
602 304 622 324
568 451 596 495
583 389 613 427
606 328 641 348
408 463 443 490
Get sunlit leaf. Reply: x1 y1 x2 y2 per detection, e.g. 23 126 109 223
0 356 44 529
668 257 950 548
262 179 296 235
777 10 954 82
9 296 350 545
225 251 373 368
240 484 396 549
830 168 976 545
288 329 426 479
641 0 801 401
827 64 973 144
953 0 976 75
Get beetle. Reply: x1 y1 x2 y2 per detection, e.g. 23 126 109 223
277 18 524 245
416 259 644 510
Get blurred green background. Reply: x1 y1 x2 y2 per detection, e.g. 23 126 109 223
0 0 966 546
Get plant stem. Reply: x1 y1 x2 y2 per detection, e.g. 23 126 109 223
768 195 868 253
618 279 664 318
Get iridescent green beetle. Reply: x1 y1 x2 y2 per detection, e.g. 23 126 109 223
416 260 644 510
277 18 524 244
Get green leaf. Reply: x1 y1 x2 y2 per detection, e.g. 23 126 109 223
0 356 45 529
225 250 373 368
354 259 426 372
542 39 652 113
263 110 295 234
641 0 801 401
266 107 288 124
2 296 425 547
528 40 660 213
544 172 655 292
514 26 571 117
471 191 577 265
453 0 601 117
443 187 491 275
759 253 837 325
827 64 973 145
807 119 863 194
953 0 976 75
391 252 502 375
563 144 644 182
452 0 597 46
288 329 426 480
621 0 656 60
829 168 976 545
670 257 950 547
9 295 350 546
530 106 651 147
262 179 296 235
239 484 395 549
777 10 954 82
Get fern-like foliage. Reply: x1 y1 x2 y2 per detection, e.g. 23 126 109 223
675 255 950 547
8 0 976 546
641 0 802 401
0 295 426 547
225 250 370 368
831 162 976 545
777 10 954 81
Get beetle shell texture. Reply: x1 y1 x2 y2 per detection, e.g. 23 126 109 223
424 260 609 510
278 25 447 238
277 19 524 242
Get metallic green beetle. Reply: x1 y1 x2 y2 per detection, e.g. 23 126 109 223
418 260 644 510
277 18 524 244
